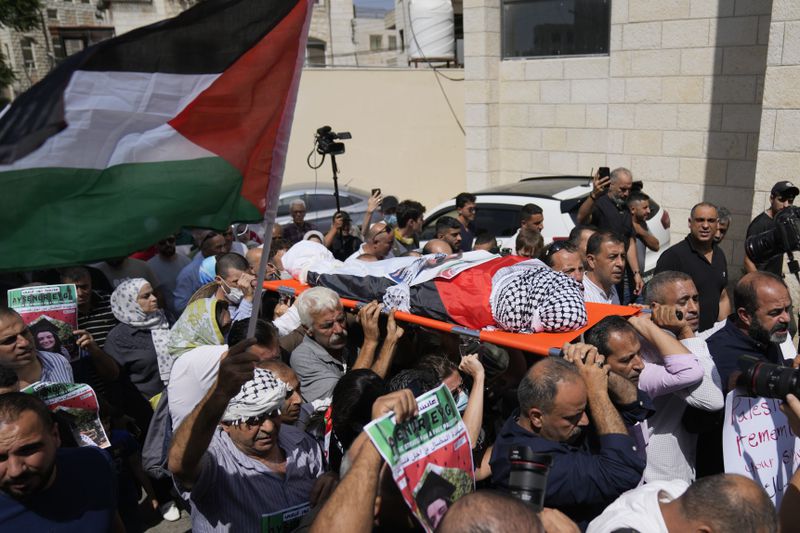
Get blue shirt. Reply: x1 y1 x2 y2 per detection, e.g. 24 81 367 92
173 252 205 315
0 447 117 531
706 317 788 393
490 411 645 527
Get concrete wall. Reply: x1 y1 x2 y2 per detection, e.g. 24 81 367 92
283 68 465 210
464 0 779 271
754 0 800 215
108 0 190 37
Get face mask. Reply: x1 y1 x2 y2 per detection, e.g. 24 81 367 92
222 281 244 305
385 214 397 227
455 390 469 412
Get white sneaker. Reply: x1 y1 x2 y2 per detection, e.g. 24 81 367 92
160 501 180 522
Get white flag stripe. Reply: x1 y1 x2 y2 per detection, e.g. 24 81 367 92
1 70 220 172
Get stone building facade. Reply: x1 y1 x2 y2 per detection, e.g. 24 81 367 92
463 0 800 273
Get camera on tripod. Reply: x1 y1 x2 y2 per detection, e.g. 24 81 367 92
745 205 800 264
315 126 351 156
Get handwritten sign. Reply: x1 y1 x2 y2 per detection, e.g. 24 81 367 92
723 391 800 506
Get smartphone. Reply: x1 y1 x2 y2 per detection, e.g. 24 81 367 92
371 188 381 197
598 167 610 178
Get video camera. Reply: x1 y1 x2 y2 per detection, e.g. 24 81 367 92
737 355 800 399
315 125 351 156
745 205 800 264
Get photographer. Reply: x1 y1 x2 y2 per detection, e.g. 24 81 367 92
745 181 798 275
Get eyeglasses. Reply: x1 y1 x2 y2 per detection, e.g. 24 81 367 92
466 207 477 213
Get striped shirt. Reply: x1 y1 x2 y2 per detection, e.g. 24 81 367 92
583 275 620 305
77 292 118 348
38 351 75 383
182 425 323 532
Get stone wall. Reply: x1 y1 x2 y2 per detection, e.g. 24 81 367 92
464 0 779 271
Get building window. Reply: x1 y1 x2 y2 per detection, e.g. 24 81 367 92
369 35 382 51
388 35 397 50
52 28 114 62
20 37 36 69
47 9 58 19
502 0 610 58
306 38 326 67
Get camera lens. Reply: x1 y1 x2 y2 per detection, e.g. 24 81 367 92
737 355 800 399
508 446 552 512
745 228 780 264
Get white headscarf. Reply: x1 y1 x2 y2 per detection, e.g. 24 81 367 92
222 368 287 423
110 278 172 382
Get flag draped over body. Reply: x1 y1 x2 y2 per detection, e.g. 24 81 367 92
0 0 311 272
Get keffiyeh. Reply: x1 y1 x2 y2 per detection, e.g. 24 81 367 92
490 260 587 333
110 278 172 382
222 368 287 423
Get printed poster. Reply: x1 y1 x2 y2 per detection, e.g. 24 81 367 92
723 391 800 506
260 502 311 533
8 284 81 361
23 381 110 449
365 384 475 532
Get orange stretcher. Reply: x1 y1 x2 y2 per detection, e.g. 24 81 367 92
264 279 638 357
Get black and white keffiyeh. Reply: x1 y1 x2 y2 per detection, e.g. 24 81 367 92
222 368 287 423
490 260 587 333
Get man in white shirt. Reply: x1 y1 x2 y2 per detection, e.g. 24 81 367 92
588 473 774 533
640 271 724 483
583 231 626 304
168 319 279 427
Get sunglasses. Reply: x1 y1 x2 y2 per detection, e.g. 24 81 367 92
544 240 571 258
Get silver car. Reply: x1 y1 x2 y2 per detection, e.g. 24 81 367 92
275 182 373 234
420 176 671 274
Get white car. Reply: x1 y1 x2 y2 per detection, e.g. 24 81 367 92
420 176 671 274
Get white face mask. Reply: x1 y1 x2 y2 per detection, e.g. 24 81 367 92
222 281 244 306
455 390 469 412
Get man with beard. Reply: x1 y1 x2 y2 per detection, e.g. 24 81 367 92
455 192 477 252
577 168 644 300
655 203 730 332
490 352 645 527
583 231 627 304
0 393 123 530
706 271 795 393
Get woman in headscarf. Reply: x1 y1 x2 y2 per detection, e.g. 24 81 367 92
167 297 231 359
105 278 171 400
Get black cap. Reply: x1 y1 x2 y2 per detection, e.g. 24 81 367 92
771 181 799 197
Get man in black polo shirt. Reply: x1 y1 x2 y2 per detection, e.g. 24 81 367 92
745 181 798 275
455 192 477 252
577 168 643 303
654 202 730 332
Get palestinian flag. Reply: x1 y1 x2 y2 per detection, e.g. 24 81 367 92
0 0 311 272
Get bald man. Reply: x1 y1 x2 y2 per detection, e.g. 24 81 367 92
437 491 544 533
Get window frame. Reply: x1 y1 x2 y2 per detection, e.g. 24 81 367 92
500 0 611 60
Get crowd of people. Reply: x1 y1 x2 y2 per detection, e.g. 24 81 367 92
1 168 799 532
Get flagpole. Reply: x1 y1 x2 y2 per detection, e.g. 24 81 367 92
247 179 282 338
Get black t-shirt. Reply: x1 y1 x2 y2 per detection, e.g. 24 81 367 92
591 194 634 241
654 237 728 332
746 212 783 275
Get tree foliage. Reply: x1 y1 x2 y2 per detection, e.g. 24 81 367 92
0 0 43 87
